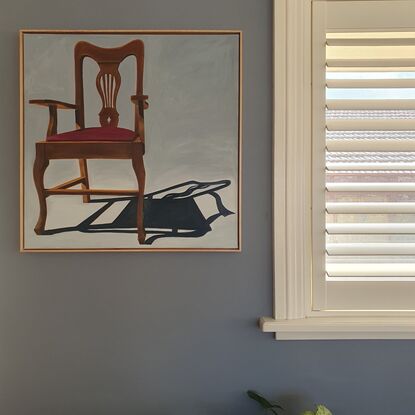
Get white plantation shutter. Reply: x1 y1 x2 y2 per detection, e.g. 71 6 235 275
306 0 415 314
324 32 415 288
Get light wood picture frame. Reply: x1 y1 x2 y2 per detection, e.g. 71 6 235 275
20 30 242 252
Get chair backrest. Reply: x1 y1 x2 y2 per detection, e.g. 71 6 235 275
74 39 144 129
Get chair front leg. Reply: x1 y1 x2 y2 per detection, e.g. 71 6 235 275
132 147 146 244
33 144 49 235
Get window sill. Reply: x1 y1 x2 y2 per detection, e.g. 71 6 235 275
260 316 415 340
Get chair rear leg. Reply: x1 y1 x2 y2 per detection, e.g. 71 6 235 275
79 159 91 203
33 144 49 235
132 151 146 244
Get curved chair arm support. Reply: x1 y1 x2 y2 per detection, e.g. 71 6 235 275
29 99 79 137
131 95 149 144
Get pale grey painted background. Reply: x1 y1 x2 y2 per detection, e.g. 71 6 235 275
24 34 239 249
1 1 415 414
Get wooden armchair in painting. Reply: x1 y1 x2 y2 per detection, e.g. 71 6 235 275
30 40 148 243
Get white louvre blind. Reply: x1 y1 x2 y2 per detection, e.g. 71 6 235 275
325 32 415 281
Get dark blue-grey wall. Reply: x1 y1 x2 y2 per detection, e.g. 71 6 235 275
1 1 414 414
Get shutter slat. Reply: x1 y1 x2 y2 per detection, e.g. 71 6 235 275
327 59 415 68
327 243 415 255
327 223 415 234
326 139 415 152
326 202 415 214
326 39 415 47
327 66 415 73
327 263 415 277
327 162 415 170
326 183 415 192
327 119 415 131
327 79 415 88
327 100 415 110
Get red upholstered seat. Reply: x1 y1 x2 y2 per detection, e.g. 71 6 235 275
46 126 136 142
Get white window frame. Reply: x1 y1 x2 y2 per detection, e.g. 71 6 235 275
260 0 415 340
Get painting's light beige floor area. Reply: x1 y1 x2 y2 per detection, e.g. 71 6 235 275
24 179 238 250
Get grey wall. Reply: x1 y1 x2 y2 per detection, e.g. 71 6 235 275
1 1 414 414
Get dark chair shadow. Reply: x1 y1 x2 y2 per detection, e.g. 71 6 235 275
42 179 234 245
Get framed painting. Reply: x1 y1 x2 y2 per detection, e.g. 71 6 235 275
20 30 242 252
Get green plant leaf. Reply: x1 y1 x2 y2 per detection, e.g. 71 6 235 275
246 390 274 408
246 390 283 413
315 405 332 415
302 411 315 415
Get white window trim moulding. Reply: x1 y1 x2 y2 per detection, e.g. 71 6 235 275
260 0 415 340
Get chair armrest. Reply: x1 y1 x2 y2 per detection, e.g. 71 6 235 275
29 99 78 110
29 99 78 137
130 95 149 109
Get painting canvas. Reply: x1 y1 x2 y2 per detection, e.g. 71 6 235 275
20 30 241 252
